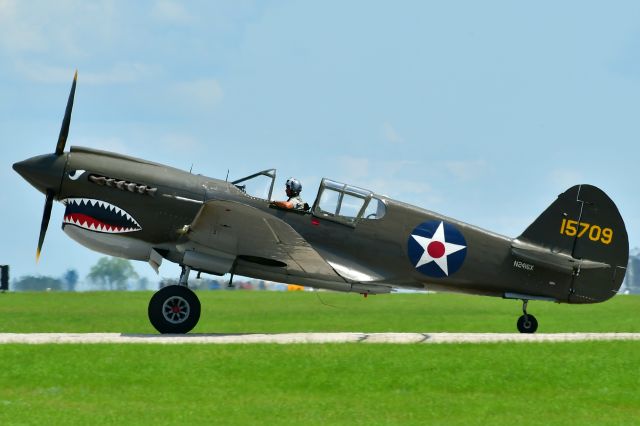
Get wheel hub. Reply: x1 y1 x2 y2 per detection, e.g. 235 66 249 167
162 296 190 324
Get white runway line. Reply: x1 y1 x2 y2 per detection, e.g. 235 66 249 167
1 332 640 344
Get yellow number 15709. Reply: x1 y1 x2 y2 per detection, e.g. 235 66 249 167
560 219 613 245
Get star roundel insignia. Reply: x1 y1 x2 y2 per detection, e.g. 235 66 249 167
407 220 467 278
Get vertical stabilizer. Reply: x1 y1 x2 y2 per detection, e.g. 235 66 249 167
518 185 628 303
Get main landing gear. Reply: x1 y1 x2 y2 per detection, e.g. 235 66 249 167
516 299 538 334
148 266 201 334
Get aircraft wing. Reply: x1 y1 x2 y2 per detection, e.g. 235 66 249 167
185 200 347 282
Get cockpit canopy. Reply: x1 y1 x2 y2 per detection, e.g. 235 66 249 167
313 179 386 225
232 170 386 226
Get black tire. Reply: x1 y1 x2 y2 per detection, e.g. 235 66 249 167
148 285 201 334
517 314 538 334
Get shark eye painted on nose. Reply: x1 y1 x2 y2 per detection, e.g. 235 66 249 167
68 170 86 181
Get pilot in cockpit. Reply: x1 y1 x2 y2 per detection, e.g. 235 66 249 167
271 178 307 210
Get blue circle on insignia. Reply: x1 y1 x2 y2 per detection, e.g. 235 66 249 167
407 220 467 278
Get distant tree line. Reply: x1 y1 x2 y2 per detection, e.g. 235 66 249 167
14 268 78 291
12 257 147 291
11 256 281 292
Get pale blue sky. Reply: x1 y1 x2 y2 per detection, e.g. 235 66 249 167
1 1 638 285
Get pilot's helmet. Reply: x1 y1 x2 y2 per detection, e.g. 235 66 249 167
286 178 302 196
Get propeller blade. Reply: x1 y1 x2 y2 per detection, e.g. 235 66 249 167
55 70 78 155
36 190 54 262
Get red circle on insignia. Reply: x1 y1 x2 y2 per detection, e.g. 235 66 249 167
427 241 445 258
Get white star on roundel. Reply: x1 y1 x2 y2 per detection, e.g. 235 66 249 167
411 221 466 276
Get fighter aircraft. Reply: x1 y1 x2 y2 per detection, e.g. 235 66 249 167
13 73 629 334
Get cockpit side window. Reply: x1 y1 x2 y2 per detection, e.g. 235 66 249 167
338 193 365 218
363 197 386 220
318 188 341 215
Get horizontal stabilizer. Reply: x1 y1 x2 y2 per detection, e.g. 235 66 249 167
511 239 610 273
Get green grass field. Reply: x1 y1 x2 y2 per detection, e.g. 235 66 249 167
1 292 639 425
1 291 640 333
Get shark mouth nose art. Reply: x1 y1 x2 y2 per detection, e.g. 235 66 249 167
62 198 142 233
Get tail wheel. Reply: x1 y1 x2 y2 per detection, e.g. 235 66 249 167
148 285 201 334
517 314 538 334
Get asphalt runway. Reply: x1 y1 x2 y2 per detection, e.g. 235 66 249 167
1 332 640 344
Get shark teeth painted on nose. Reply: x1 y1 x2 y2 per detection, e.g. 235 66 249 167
61 198 142 234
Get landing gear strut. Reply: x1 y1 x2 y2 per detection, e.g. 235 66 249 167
179 265 191 286
516 299 538 334
148 265 201 334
